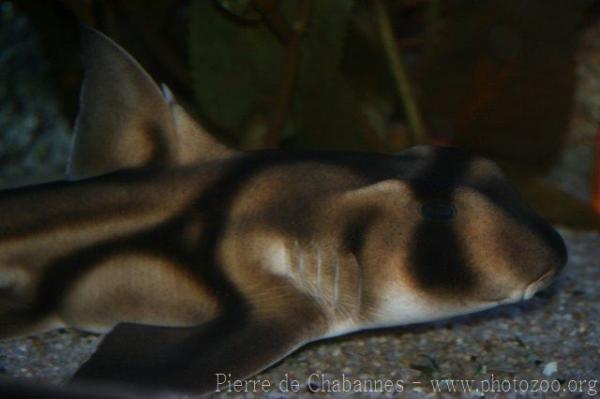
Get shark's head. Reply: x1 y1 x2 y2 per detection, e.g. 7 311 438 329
343 145 567 327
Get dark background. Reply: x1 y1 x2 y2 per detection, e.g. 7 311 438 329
2 0 600 229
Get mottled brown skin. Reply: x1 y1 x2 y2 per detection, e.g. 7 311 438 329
0 28 566 396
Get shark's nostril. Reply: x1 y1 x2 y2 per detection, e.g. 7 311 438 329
523 269 556 300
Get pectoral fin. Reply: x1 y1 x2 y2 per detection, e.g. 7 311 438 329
73 314 322 395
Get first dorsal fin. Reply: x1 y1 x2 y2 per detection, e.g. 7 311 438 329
66 27 233 180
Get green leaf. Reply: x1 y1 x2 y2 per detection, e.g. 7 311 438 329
189 0 284 141
216 0 261 20
190 0 369 150
286 0 367 150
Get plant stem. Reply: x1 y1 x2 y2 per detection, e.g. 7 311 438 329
257 0 312 148
373 0 427 145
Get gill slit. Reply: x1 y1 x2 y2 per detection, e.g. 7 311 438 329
295 240 304 278
332 254 340 306
315 242 322 293
356 254 363 315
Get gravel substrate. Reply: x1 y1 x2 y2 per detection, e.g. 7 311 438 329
0 228 598 398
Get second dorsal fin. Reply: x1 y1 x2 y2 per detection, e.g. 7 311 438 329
66 27 234 180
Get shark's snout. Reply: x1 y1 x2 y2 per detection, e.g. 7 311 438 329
517 225 566 302
516 211 567 302
537 220 568 271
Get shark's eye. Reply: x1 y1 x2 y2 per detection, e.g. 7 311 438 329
421 200 456 221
